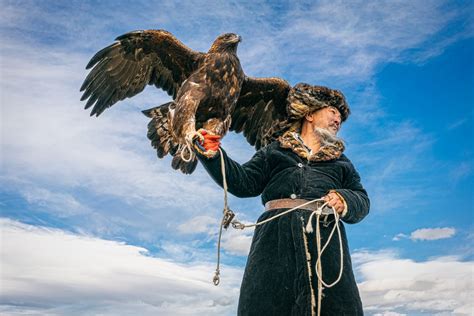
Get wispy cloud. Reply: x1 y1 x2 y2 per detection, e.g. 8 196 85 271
276 0 471 83
447 117 470 130
353 249 473 315
392 233 408 241
345 120 438 214
410 227 456 241
2 0 469 84
176 214 254 257
449 162 472 183
20 186 91 217
177 216 219 235
393 227 457 241
222 228 254 257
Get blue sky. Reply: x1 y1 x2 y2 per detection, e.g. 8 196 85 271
1 0 473 315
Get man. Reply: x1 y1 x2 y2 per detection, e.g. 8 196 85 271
194 83 369 315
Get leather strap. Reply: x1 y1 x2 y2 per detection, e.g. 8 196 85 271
265 198 325 212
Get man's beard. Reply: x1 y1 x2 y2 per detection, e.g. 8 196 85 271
313 127 344 147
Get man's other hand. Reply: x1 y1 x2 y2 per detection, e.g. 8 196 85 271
323 192 345 215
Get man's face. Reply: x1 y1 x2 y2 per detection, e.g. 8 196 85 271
306 106 342 135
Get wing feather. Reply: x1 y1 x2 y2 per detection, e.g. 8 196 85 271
80 30 204 116
231 77 291 149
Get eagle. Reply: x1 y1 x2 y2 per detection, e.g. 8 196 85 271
80 30 291 173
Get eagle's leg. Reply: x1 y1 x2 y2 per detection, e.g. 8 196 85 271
185 130 204 145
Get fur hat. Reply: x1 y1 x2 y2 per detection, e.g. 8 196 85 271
287 83 350 122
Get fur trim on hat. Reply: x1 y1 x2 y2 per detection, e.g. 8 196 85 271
287 83 350 122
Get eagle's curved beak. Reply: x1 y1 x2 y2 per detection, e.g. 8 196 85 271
230 35 242 44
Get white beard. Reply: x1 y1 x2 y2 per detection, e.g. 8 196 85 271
313 127 344 147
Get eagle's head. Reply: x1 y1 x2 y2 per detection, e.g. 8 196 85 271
209 33 242 53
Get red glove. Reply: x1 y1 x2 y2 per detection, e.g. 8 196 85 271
195 129 221 152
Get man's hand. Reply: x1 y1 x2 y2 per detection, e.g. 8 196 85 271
323 191 346 215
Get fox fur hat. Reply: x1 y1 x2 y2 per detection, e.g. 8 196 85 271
287 83 350 123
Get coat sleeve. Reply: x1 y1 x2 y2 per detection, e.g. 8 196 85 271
195 147 269 198
334 162 370 224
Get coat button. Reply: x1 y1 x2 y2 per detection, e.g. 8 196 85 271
297 163 303 168
290 194 297 199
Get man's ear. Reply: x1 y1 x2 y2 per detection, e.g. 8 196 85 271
305 112 314 122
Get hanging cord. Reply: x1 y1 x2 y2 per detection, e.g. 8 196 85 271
212 147 344 316
306 204 344 289
303 202 343 316
213 147 235 286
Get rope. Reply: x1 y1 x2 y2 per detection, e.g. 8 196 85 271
181 131 205 163
308 208 344 289
180 142 194 163
213 147 234 286
212 147 344 316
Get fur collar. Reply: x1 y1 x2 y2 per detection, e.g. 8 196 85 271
278 131 345 161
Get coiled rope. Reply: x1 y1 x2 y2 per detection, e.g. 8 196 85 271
213 148 344 316
181 131 205 163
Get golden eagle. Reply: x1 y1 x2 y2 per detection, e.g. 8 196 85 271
80 30 291 173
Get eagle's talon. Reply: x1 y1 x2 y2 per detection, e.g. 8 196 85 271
185 131 200 145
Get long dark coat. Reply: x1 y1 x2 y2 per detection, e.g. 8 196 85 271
197 140 370 316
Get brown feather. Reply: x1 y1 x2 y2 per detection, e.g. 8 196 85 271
230 77 291 149
81 30 204 117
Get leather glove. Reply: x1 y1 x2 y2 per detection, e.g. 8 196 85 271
199 129 221 151
193 129 221 157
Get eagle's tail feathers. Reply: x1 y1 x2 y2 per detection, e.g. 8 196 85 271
143 102 198 174
171 152 198 174
143 102 176 159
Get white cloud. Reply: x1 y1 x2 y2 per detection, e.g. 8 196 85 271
19 186 90 217
393 227 456 242
222 228 254 257
176 214 254 257
392 233 408 241
353 250 473 315
410 227 456 241
177 216 218 235
2 220 473 316
0 218 242 315
373 312 407 316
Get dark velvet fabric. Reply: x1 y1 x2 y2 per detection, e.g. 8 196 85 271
197 141 370 315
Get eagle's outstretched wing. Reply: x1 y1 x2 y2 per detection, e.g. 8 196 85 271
80 30 204 116
231 77 291 149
